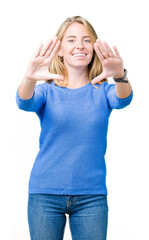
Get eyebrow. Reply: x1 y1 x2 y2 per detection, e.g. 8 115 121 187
66 35 91 38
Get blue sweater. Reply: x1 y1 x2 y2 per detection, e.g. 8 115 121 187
16 81 133 195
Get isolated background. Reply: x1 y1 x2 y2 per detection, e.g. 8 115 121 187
0 0 149 239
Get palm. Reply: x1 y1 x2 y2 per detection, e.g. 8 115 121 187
92 39 124 84
101 57 123 78
25 37 64 82
27 60 53 81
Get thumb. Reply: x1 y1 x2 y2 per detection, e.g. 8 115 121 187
48 73 64 81
91 73 105 84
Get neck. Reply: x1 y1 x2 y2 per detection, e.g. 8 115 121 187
65 66 90 89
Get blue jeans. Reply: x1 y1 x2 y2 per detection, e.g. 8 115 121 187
28 194 109 240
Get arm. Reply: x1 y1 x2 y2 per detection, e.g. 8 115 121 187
18 75 37 100
91 39 133 108
16 81 47 113
92 39 133 101
115 79 132 99
104 81 133 110
16 37 64 112
18 37 63 100
113 69 132 98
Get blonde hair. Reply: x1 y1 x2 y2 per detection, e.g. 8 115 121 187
45 16 108 88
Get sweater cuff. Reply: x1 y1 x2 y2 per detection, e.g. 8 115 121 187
114 89 133 106
16 87 35 110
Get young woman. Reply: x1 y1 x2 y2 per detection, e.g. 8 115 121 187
16 16 133 240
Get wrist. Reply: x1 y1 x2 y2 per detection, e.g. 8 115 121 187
114 69 125 79
113 68 128 83
24 74 37 84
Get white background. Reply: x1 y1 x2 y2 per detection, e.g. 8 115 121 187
0 0 149 239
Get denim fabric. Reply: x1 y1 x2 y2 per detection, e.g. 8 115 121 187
28 194 109 240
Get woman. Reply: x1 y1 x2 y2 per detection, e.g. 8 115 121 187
16 16 133 240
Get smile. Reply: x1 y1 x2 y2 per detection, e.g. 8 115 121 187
72 53 87 58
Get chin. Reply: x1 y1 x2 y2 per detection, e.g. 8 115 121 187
64 58 92 69
72 59 92 66
71 64 89 69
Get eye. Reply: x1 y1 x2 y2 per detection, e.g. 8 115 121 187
84 39 91 43
68 39 74 43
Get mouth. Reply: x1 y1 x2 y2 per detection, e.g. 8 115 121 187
72 53 87 58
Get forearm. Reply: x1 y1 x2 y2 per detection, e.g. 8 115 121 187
18 76 37 100
115 77 132 99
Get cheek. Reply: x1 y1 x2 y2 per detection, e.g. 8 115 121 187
59 41 68 55
87 44 93 53
62 45 73 56
89 48 94 58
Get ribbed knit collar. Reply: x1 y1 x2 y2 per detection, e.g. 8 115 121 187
51 81 92 94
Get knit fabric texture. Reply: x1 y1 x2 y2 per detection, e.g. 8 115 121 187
16 81 133 195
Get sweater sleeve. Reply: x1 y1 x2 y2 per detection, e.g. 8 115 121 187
16 83 47 113
103 82 133 110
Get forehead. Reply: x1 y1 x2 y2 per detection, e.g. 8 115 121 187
64 22 90 37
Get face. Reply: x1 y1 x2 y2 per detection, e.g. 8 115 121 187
58 22 94 69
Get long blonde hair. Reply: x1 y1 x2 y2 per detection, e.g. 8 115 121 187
45 16 107 88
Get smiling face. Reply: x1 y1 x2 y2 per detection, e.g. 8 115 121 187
58 22 94 70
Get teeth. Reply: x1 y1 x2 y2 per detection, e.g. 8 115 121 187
73 54 86 57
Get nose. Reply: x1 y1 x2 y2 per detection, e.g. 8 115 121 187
76 40 84 49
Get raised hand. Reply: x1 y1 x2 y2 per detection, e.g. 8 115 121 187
25 37 64 82
91 39 125 84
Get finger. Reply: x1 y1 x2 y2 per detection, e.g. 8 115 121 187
44 36 59 57
45 40 61 65
91 72 105 84
33 43 43 58
113 45 121 57
96 39 109 59
94 43 105 62
40 38 53 56
48 73 64 81
102 41 115 57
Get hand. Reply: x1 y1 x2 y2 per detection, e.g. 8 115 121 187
91 39 124 84
25 37 64 82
